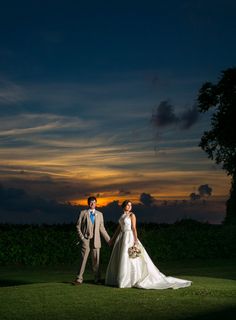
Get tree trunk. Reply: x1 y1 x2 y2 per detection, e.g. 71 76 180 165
224 172 236 224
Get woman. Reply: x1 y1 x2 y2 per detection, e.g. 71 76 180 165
105 200 192 289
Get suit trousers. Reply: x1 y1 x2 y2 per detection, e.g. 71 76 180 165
77 238 100 282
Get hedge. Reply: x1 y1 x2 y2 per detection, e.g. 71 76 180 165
0 220 235 266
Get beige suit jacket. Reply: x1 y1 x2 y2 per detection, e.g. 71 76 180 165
76 209 110 248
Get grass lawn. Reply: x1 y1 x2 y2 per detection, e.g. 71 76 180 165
0 259 236 320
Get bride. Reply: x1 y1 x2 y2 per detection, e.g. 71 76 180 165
105 200 192 289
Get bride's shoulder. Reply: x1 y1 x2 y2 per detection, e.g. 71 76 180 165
118 213 125 220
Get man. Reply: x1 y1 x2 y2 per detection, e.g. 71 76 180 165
72 196 110 285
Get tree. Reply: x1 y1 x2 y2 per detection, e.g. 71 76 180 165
197 67 236 224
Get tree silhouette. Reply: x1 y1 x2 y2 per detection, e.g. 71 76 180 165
197 67 236 224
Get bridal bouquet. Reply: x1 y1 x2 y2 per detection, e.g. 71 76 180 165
128 245 142 259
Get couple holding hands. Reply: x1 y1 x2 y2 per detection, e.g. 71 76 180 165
73 196 191 290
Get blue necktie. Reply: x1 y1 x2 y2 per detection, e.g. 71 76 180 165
90 211 95 224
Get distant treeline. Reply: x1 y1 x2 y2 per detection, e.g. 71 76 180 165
0 220 236 266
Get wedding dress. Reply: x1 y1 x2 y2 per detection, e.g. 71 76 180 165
105 213 192 289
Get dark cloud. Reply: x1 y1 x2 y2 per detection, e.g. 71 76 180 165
1 178 95 202
102 200 121 221
139 193 156 206
189 192 201 201
198 184 213 197
189 184 213 201
104 199 226 225
0 184 79 224
151 101 199 131
0 184 225 224
179 105 199 129
151 101 178 127
138 200 225 224
118 189 131 196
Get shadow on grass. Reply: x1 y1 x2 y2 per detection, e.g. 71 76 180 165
185 306 236 320
62 279 106 286
0 279 34 287
156 259 236 281
179 270 236 281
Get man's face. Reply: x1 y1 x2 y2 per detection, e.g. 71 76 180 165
89 200 96 210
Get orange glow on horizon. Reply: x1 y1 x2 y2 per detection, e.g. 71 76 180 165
70 193 228 207
71 195 138 207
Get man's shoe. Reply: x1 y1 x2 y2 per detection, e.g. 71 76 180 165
71 279 82 286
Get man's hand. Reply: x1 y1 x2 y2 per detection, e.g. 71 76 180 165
108 239 113 247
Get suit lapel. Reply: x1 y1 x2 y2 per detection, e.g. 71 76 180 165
86 210 93 232
94 210 99 229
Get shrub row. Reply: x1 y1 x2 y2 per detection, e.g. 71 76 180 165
0 220 236 266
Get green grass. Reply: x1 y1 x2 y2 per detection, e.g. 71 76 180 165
0 259 236 320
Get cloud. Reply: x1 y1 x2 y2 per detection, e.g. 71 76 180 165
198 184 212 197
103 198 226 225
179 105 199 129
151 101 178 127
0 184 226 224
0 113 96 137
137 200 225 224
139 193 156 206
118 189 131 196
0 184 79 224
189 192 201 201
0 78 27 104
151 100 199 131
189 184 213 200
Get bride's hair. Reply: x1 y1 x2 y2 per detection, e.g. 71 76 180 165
121 200 132 209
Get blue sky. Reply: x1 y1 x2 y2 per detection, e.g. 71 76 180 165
0 0 235 222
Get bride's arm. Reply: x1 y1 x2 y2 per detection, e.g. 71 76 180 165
110 224 121 245
131 213 138 246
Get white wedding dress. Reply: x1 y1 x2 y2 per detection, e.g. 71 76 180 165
105 214 192 289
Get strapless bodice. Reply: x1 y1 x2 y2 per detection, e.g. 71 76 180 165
119 213 132 232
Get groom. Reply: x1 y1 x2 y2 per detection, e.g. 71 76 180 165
73 196 110 285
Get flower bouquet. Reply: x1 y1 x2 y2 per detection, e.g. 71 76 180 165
128 245 142 258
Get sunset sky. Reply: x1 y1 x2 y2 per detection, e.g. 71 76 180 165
0 1 235 222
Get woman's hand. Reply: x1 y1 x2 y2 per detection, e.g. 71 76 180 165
133 240 139 247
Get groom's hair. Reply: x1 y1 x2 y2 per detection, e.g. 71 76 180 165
88 196 97 205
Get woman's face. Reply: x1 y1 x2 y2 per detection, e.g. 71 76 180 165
124 202 132 212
